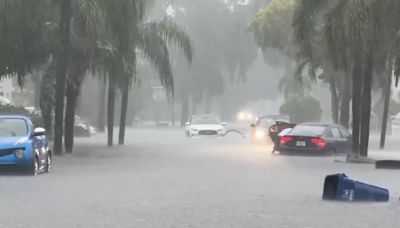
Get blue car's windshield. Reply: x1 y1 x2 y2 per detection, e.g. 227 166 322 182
0 119 28 138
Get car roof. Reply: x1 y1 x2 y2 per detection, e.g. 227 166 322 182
259 114 289 119
192 115 219 118
297 123 344 128
0 115 30 120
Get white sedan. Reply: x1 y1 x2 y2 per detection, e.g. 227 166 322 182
185 115 226 137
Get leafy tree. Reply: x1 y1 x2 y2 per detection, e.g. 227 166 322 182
280 96 322 123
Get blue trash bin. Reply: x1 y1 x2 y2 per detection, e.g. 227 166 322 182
322 174 389 202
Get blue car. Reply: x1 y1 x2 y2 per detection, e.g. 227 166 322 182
0 115 52 175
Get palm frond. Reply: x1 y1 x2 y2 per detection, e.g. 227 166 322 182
137 25 174 95
140 17 193 64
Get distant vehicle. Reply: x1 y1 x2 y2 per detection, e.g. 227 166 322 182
277 123 352 155
0 96 11 105
236 110 255 122
0 115 51 175
185 115 227 137
74 115 96 137
250 114 290 142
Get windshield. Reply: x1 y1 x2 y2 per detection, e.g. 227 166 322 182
192 117 221 125
0 118 28 138
290 125 326 136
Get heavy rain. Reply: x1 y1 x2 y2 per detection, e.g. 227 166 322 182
1 0 400 227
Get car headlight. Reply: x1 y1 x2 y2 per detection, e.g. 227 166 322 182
255 130 266 138
14 149 25 159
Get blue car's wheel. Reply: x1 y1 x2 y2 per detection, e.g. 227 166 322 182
45 153 52 173
27 156 39 176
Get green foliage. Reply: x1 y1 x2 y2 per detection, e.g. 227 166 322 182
280 96 322 123
248 0 295 57
0 104 44 128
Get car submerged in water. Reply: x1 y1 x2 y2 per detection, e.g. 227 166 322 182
185 115 227 137
276 123 352 155
250 114 290 142
0 115 52 175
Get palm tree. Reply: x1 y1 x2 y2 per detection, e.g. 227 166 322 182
292 0 400 157
63 0 99 153
100 0 193 146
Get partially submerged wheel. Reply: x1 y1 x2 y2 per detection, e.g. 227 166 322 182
28 156 39 176
45 153 52 173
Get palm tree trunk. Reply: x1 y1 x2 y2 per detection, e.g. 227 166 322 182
97 79 107 132
53 0 72 155
180 95 189 126
360 55 373 157
352 59 363 155
171 98 175 127
107 75 116 147
340 73 351 128
380 60 393 149
118 81 129 145
33 73 41 110
328 75 339 124
64 85 77 154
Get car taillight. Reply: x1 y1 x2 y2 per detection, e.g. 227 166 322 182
279 136 293 145
311 138 327 148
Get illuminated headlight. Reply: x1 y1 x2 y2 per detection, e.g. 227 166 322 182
14 149 25 159
237 112 246 121
255 130 266 138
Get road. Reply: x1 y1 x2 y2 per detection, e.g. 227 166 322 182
1 128 400 228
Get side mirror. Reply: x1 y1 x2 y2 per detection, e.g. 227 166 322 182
185 122 190 126
250 124 255 128
32 127 46 137
222 122 227 126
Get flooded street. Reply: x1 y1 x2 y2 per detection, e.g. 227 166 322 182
1 128 400 228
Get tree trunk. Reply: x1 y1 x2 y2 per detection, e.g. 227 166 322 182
53 0 72 155
340 73 351 128
33 73 41 109
118 81 129 145
360 55 373 157
97 79 107 132
64 85 77 154
107 75 116 147
180 95 189 126
380 60 393 149
171 98 175 127
328 75 339 124
352 59 363 155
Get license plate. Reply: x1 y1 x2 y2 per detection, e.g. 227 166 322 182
296 141 306 147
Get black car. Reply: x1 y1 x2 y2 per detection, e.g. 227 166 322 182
277 123 352 155
250 114 290 142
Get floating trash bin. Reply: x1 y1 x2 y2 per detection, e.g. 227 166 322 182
322 174 389 202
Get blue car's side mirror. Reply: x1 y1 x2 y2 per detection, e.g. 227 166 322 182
32 127 46 137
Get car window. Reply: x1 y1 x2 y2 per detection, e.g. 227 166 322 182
0 118 28 138
257 118 275 127
339 127 351 138
324 129 333 138
290 125 326 136
191 116 221 125
331 127 341 138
